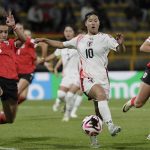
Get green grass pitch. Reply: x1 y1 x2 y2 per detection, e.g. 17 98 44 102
0 100 150 150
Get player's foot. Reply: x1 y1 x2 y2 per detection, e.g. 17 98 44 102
52 104 59 112
108 125 121 136
147 134 150 140
70 113 78 118
0 87 3 96
122 100 133 112
90 136 100 148
62 115 69 122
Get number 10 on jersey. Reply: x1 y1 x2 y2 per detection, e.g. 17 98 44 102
86 48 94 58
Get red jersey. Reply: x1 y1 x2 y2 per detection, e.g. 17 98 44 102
0 39 18 80
147 62 150 68
15 38 36 74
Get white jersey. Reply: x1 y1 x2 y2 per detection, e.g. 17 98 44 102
54 48 79 77
146 36 150 42
63 33 119 84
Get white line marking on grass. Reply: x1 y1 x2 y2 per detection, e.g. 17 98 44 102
0 147 18 150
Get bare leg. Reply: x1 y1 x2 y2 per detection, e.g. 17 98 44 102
134 82 150 108
1 98 18 123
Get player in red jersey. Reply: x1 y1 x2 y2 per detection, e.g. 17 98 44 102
0 11 26 124
122 36 150 139
123 37 150 111
5 23 47 105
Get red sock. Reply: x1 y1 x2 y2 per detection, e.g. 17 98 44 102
131 97 136 106
18 96 26 105
0 111 6 124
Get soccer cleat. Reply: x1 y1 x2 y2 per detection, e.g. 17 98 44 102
62 116 69 122
70 113 78 118
147 134 150 140
90 136 100 148
52 104 59 112
122 100 133 112
108 125 121 136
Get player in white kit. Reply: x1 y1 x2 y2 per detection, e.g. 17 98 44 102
35 11 125 148
44 25 82 121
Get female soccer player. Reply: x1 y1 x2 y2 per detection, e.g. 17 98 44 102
14 24 47 105
35 11 125 147
44 25 83 121
0 23 47 123
0 12 26 124
122 36 150 139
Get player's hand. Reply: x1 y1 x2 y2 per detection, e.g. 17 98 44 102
38 57 45 64
35 38 45 43
115 33 124 45
6 10 15 28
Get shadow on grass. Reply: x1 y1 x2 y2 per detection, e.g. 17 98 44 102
0 136 88 150
102 142 150 150
2 136 150 150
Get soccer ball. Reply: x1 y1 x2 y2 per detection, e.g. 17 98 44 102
82 115 103 136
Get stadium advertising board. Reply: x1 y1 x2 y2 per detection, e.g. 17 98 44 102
27 71 143 100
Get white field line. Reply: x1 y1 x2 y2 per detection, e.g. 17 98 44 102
0 147 18 150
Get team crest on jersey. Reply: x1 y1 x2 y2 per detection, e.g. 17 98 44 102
4 41 9 45
88 77 94 83
87 41 93 47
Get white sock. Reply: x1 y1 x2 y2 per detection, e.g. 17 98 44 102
64 92 75 117
54 98 61 107
98 100 113 127
71 95 82 115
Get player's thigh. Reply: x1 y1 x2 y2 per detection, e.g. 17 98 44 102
18 73 34 95
60 76 72 91
136 82 150 104
59 86 69 93
69 84 80 94
20 86 29 98
18 78 30 95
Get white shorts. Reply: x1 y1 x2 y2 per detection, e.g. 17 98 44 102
80 77 110 99
60 75 80 88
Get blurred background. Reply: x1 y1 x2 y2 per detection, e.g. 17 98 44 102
0 0 149 100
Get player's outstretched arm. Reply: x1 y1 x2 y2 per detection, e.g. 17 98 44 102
37 42 48 59
45 53 56 62
115 33 126 52
140 39 150 53
35 38 64 48
6 11 26 43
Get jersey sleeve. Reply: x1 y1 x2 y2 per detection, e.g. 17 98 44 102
54 49 61 57
9 39 17 52
26 38 35 48
106 35 119 51
63 36 78 49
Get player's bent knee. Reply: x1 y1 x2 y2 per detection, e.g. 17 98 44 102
95 93 106 100
57 90 66 100
66 92 74 100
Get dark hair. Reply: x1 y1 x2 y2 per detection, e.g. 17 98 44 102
81 11 100 32
83 11 100 23
64 24 77 34
0 16 6 25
